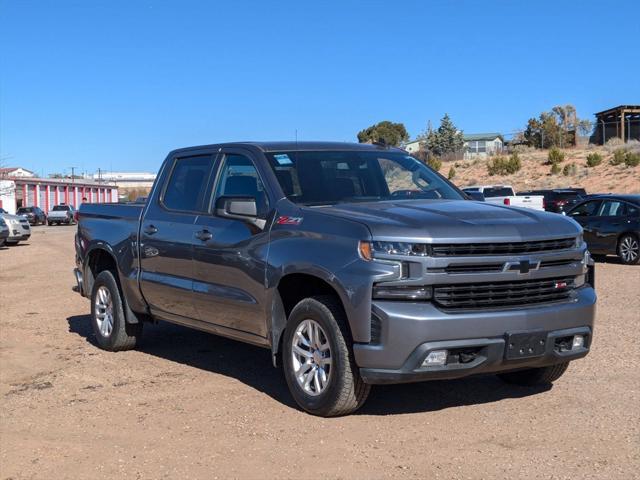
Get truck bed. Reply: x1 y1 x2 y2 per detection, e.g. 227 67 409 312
76 202 146 312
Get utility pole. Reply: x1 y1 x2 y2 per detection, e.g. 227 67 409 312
69 166 78 184
98 168 102 184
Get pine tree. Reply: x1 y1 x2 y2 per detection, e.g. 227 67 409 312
419 114 464 157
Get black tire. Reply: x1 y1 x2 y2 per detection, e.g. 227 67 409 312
5 241 18 246
90 270 142 351
282 295 371 417
498 362 569 386
617 233 640 265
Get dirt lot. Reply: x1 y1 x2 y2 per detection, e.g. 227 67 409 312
1 227 639 479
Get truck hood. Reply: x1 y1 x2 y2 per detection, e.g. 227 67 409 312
310 200 581 243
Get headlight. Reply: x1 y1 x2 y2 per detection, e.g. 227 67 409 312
575 233 584 248
373 285 432 300
371 241 431 257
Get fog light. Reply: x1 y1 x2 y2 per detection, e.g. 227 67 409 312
422 350 447 366
572 335 584 349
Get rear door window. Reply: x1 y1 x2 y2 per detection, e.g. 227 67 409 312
162 155 213 212
597 200 627 217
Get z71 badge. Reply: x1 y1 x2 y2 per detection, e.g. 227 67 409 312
276 216 303 225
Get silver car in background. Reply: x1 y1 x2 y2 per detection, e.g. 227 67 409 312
0 208 31 246
0 217 9 246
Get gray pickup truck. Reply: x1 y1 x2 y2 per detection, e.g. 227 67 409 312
74 142 596 416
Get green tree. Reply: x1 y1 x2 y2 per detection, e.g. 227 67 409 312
420 114 464 157
523 104 590 148
357 121 409 147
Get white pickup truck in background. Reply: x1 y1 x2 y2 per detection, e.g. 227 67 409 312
462 185 545 211
47 204 76 225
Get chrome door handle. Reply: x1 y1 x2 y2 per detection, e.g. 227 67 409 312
195 230 212 241
143 225 158 235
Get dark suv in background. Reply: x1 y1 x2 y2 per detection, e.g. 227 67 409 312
567 194 640 264
17 206 47 225
518 188 586 214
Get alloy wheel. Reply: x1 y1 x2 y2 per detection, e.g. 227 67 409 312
94 286 114 337
620 236 639 263
291 319 332 396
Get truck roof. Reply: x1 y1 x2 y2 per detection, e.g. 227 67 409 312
169 141 406 155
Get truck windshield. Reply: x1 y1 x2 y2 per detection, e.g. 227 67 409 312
266 151 463 205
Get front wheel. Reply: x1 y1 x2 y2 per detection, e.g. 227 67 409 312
498 362 569 386
282 296 371 417
90 270 142 351
618 234 639 265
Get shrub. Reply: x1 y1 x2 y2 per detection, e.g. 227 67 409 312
610 148 627 165
605 137 624 151
426 156 442 171
548 147 565 164
508 152 522 173
562 163 577 176
625 152 640 167
447 166 456 179
487 153 522 176
550 163 561 175
586 152 603 167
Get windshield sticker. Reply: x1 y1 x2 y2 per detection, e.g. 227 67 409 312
274 154 293 165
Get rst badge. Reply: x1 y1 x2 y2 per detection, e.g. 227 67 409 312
276 216 303 225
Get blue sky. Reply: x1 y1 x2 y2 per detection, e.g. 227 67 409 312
1 0 638 176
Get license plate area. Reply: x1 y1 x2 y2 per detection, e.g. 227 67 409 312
505 331 547 359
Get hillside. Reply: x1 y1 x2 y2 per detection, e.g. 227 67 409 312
439 145 640 194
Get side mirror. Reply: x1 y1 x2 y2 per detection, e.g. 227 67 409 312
216 196 266 229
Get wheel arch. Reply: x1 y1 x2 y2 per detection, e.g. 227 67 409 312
269 271 350 366
84 245 146 324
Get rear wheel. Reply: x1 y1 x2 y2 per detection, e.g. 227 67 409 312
498 362 569 386
618 234 639 265
5 240 18 246
282 296 370 417
90 270 142 351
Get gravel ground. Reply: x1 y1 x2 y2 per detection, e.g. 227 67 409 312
1 227 639 479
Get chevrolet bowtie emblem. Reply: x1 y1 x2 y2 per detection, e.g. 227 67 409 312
504 259 541 274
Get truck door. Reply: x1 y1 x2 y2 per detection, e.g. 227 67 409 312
191 149 272 338
139 153 216 319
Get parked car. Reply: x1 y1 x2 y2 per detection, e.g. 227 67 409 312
48 204 76 225
0 217 9 246
74 142 595 416
517 189 586 214
566 194 640 265
17 206 47 225
462 185 544 211
0 209 31 245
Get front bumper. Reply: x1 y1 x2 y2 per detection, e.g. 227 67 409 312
355 286 596 384
7 232 31 241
